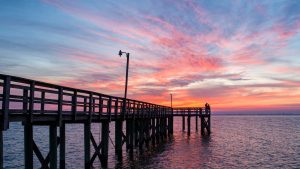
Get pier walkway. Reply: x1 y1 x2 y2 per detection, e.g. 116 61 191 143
0 74 211 169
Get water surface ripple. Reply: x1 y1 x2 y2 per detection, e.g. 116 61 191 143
3 116 300 168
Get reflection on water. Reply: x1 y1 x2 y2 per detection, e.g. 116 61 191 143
3 116 300 168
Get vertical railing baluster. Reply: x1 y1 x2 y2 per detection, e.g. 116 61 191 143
41 91 45 114
1 76 11 131
115 98 119 119
99 95 103 120
58 87 63 126
108 97 112 121
92 98 96 113
23 89 28 115
72 90 77 121
29 81 35 123
89 92 92 121
83 97 87 113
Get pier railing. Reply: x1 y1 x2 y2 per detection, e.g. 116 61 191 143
0 74 173 130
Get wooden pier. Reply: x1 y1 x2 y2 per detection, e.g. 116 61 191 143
0 74 211 169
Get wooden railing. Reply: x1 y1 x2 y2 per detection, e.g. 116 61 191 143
0 74 174 130
0 74 207 130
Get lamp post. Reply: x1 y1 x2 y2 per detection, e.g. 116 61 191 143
115 50 130 157
119 50 130 118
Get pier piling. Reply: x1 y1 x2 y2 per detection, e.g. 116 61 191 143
115 119 123 157
49 123 57 169
101 121 109 168
182 114 185 131
84 122 91 169
188 109 191 136
24 122 33 169
0 130 3 169
60 123 66 169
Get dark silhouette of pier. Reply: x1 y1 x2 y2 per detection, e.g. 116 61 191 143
0 74 211 169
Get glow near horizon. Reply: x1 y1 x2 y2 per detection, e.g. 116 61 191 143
0 0 300 112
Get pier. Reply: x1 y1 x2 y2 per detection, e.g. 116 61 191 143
0 74 211 169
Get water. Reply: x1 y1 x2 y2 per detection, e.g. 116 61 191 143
3 115 300 168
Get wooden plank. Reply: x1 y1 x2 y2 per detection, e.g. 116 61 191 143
32 139 50 169
90 132 102 165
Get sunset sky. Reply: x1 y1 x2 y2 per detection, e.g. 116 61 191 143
0 1 300 113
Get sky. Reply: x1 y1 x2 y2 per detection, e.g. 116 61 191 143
0 0 300 113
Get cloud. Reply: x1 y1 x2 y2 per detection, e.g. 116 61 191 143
0 0 299 112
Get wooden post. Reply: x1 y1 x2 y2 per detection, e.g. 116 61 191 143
208 115 211 134
138 119 144 150
49 123 57 169
84 122 91 169
135 120 139 148
151 118 155 145
29 82 35 123
83 97 87 113
1 76 10 131
156 118 160 143
145 119 150 148
126 119 134 152
201 116 205 135
0 130 3 169
188 109 191 136
163 117 167 138
72 90 77 121
126 119 130 150
196 109 198 131
24 122 33 169
115 119 123 157
169 108 173 135
41 91 45 114
60 123 65 169
101 121 109 168
182 115 185 131
58 87 63 127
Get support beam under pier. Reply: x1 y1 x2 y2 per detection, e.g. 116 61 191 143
115 119 123 158
196 111 198 131
84 122 91 169
182 115 185 131
60 123 66 169
49 123 57 169
24 122 33 169
188 111 191 136
0 130 3 169
101 121 109 168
